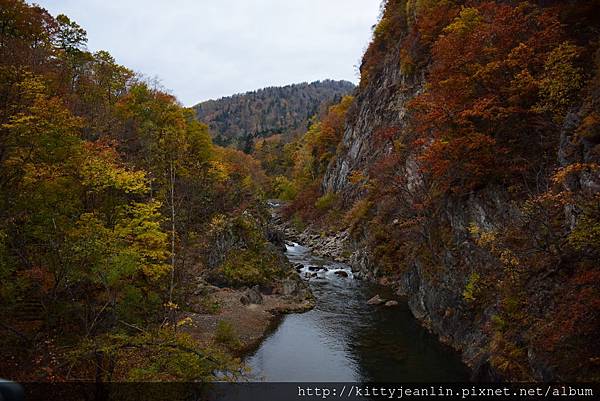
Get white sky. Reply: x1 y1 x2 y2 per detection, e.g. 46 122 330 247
34 0 381 106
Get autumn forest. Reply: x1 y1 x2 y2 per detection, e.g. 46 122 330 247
1 0 599 392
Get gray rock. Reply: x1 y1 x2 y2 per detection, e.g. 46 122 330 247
334 270 349 278
367 294 385 305
240 285 263 305
282 279 299 296
385 300 399 307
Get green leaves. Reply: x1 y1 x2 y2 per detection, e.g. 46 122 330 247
54 14 87 53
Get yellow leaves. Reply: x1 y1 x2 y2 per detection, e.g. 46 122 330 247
344 198 372 230
177 317 193 328
15 71 49 103
373 15 391 41
164 301 179 310
314 192 338 211
468 222 497 249
142 263 171 282
116 201 168 255
463 272 480 303
80 146 149 194
536 41 583 121
467 222 480 236
499 249 520 269
510 69 537 98
209 214 227 232
67 205 169 285
348 170 367 184
209 160 230 183
272 175 297 201
241 175 254 191
443 7 482 35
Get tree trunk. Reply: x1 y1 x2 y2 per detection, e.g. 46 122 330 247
168 161 176 303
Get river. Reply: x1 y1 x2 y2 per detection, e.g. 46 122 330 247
245 241 470 382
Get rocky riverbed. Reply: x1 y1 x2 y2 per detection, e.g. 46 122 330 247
178 277 315 353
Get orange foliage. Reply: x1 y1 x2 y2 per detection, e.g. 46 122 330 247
410 1 566 193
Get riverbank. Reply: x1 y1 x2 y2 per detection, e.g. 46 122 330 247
178 278 315 354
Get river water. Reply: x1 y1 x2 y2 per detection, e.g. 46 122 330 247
245 242 470 382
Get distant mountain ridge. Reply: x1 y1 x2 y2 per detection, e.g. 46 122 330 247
193 80 355 150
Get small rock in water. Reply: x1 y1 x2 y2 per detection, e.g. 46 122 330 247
334 270 349 278
385 300 399 307
367 294 385 305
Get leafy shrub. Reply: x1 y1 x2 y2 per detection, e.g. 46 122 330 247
215 320 240 349
272 175 297 200
314 192 338 211
221 248 283 287
344 199 372 231
463 272 480 303
200 296 221 315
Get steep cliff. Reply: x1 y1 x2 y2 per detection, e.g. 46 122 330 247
320 0 600 381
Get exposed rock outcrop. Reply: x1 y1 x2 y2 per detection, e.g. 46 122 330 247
314 1 600 382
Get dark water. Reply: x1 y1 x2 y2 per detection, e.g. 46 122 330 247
245 242 470 382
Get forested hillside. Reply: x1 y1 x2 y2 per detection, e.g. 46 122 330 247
3 0 600 387
0 0 312 383
274 0 600 381
193 80 354 151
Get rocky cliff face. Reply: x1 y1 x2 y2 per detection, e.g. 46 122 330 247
323 51 421 195
319 1 600 382
322 54 506 377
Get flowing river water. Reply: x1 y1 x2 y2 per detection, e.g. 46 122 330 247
245 242 470 382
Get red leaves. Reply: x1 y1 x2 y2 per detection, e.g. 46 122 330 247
417 132 503 193
408 1 566 194
372 126 401 147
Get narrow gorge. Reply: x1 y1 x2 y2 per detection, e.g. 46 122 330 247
265 0 600 383
1 0 598 391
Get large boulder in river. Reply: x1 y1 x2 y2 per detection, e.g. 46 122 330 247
367 294 385 305
334 270 349 278
240 285 263 305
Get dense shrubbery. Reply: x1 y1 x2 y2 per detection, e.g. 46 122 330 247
205 214 287 288
0 0 269 381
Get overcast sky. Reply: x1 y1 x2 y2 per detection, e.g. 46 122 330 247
34 0 382 106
